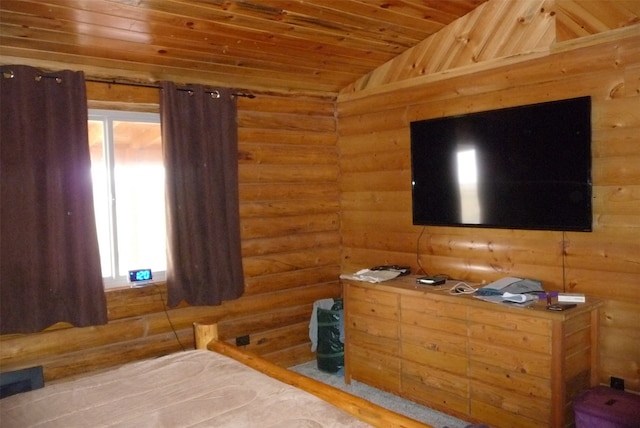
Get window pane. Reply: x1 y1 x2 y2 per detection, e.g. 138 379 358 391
88 111 166 286
88 119 112 277
112 120 166 276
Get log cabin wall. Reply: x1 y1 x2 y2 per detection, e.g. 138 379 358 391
0 85 341 381
336 8 640 395
1 0 638 399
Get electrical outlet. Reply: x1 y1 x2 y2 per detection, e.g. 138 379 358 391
235 335 250 346
610 376 625 390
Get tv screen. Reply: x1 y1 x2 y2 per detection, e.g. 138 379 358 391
410 96 592 232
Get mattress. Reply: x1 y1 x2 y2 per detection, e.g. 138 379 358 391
0 350 371 427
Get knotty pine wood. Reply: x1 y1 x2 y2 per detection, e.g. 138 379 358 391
0 0 485 95
556 0 640 41
0 87 341 382
3 1 638 96
1 0 638 397
403 359 470 416
337 27 640 393
344 278 603 427
343 0 555 93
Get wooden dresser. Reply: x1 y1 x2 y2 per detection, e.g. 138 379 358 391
342 276 603 428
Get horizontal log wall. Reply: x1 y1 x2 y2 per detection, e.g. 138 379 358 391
337 29 640 392
0 86 340 381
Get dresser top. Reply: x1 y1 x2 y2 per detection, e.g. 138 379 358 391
342 275 603 321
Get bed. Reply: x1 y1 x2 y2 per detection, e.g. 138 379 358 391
0 321 429 427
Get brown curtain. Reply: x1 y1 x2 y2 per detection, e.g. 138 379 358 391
161 82 244 307
0 65 107 334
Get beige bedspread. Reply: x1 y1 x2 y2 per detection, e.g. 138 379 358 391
0 350 371 427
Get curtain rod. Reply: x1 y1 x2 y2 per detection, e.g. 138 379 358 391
1 69 255 98
86 77 256 99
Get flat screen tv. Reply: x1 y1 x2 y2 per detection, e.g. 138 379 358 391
410 96 592 232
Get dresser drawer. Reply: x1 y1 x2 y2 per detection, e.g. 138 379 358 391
349 344 401 392
402 359 469 415
347 285 399 321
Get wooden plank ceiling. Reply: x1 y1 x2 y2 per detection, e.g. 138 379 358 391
2 1 639 96
0 0 488 95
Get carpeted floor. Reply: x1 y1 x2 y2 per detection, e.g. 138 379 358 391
289 360 471 428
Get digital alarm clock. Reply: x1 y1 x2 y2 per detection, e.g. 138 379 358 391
128 269 153 286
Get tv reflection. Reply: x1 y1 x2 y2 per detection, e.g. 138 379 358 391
455 145 480 224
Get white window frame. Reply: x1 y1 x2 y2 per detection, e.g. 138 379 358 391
89 109 166 288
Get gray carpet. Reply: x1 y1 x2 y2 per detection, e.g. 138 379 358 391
289 361 471 428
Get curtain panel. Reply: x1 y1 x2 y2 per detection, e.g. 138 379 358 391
0 65 107 334
161 82 244 307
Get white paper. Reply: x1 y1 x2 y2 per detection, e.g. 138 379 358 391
339 269 401 283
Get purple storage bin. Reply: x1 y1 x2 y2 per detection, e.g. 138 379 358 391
573 386 640 428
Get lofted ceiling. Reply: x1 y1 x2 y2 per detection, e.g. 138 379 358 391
0 0 488 96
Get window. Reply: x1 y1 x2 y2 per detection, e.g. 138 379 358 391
88 110 166 287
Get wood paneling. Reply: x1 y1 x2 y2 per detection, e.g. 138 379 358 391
0 0 486 95
2 1 638 96
337 23 640 395
557 0 640 41
343 0 556 93
1 0 639 410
